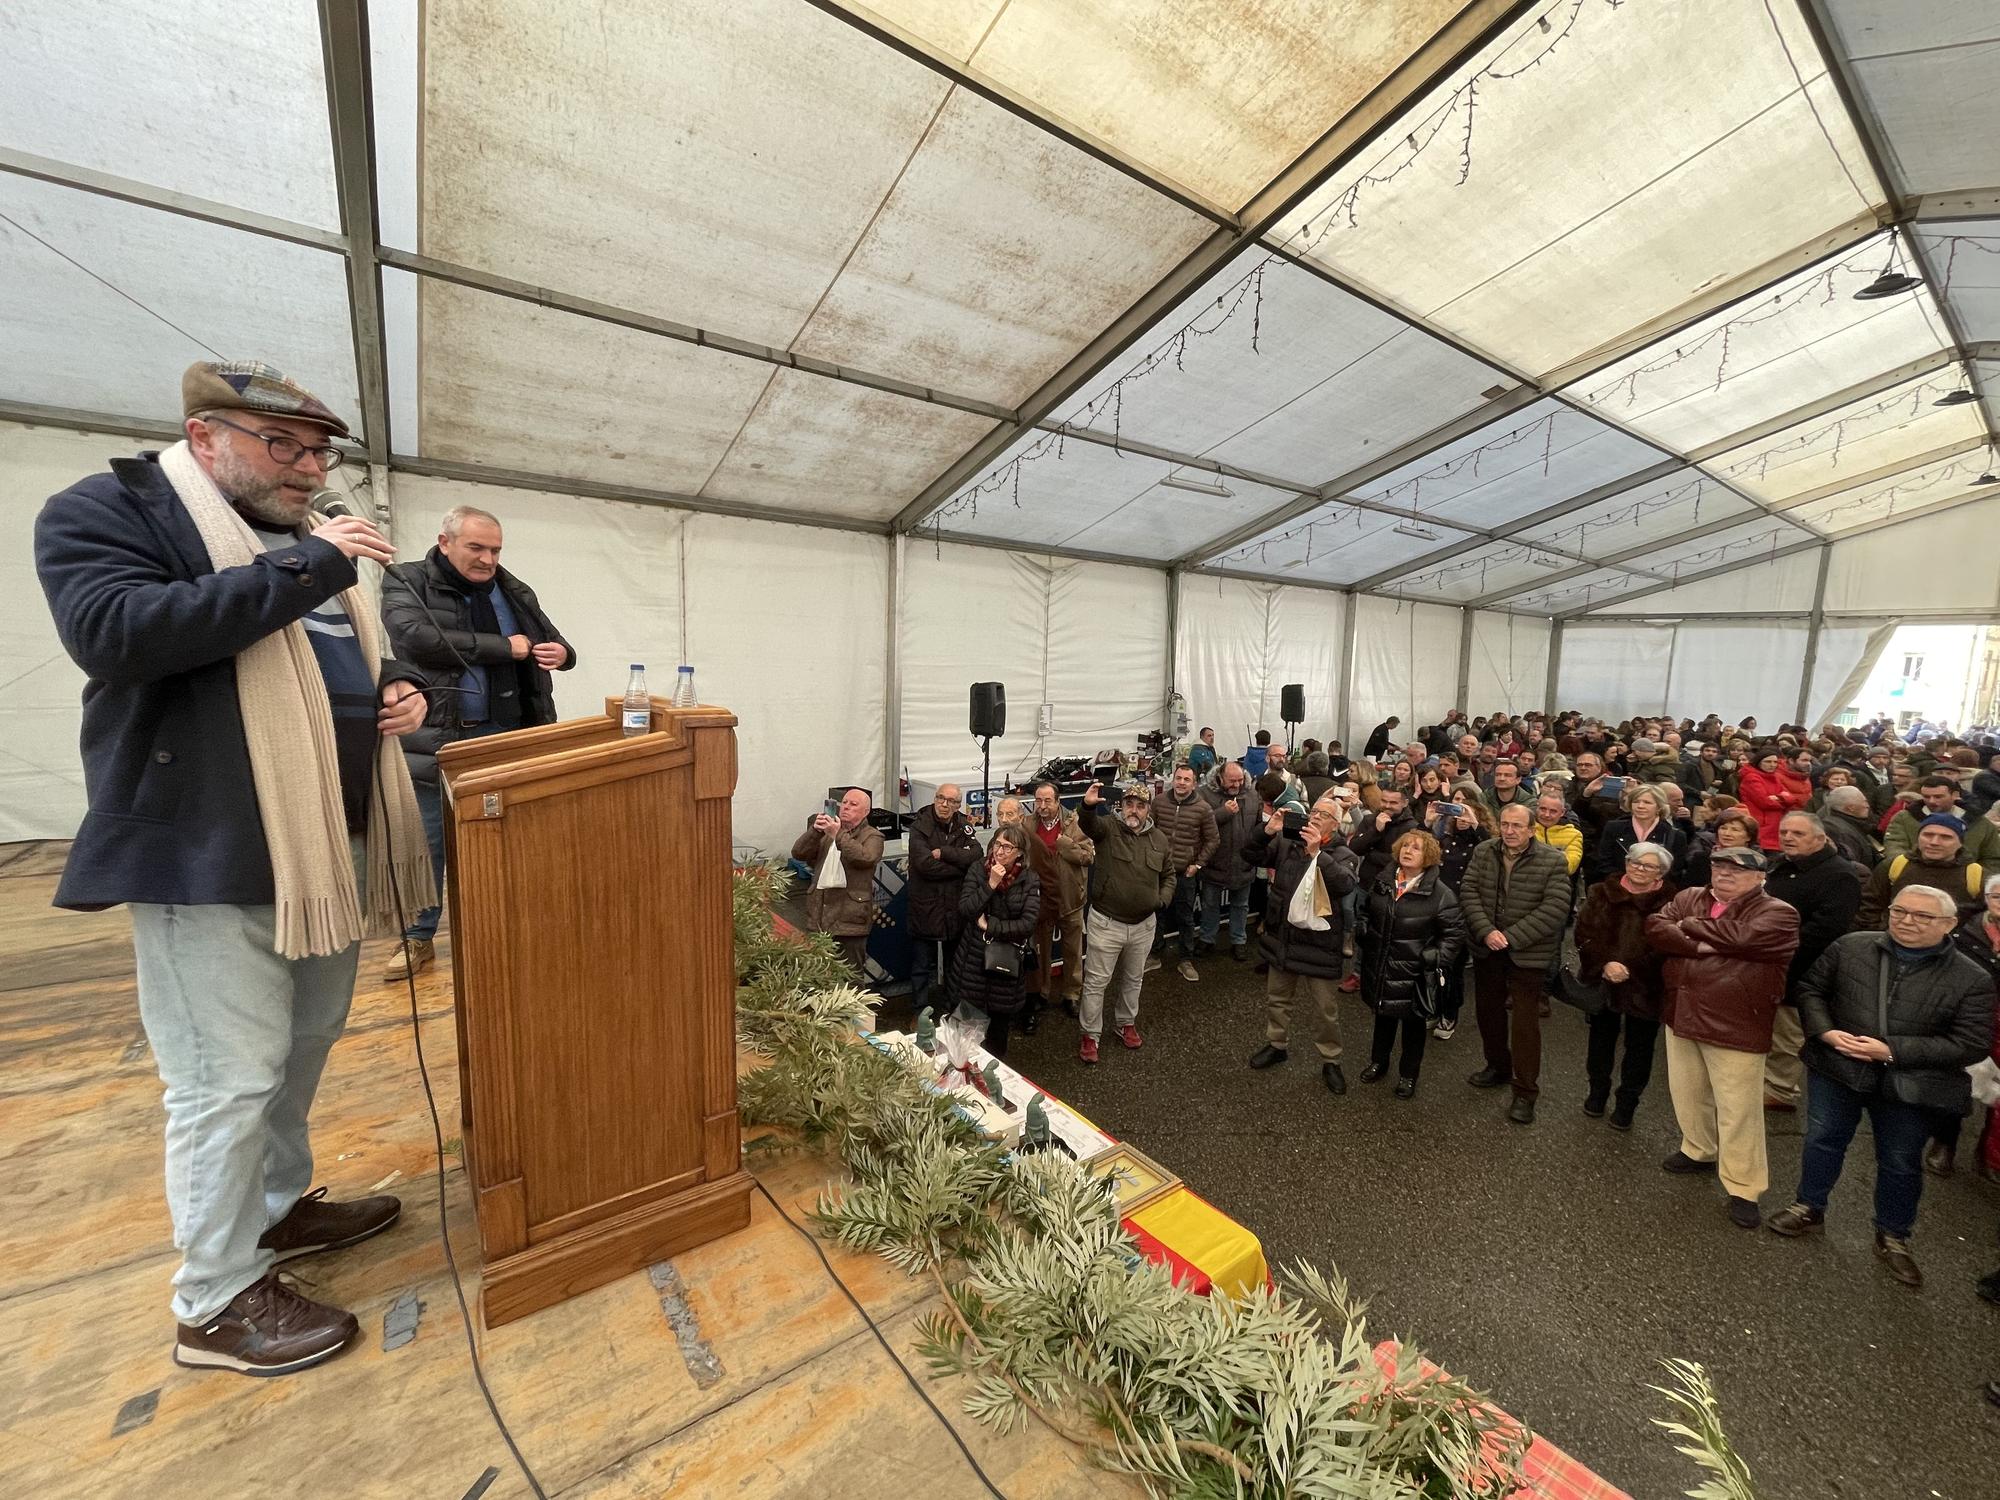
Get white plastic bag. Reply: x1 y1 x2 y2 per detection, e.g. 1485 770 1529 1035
1286 861 1330 931
814 834 845 891
1970 1057 2000 1108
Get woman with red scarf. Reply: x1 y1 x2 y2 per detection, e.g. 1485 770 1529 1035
947 825 1042 1057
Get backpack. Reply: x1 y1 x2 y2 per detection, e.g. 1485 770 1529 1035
1886 856 1983 900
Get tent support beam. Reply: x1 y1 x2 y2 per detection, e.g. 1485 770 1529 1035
1560 541 1824 618
1543 620 1565 719
889 0 1536 535
1455 609 1475 713
317 0 392 463
1165 567 1181 701
1796 544 1834 726
884 532 904 814
0 146 347 252
1336 593 1359 749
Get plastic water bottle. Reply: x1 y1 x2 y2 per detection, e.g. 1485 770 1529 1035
621 664 650 736
672 664 697 707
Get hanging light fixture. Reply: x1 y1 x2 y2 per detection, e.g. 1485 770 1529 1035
1159 471 1233 498
1932 389 1979 407
1853 229 1923 300
1392 521 1440 541
1975 445 1999 485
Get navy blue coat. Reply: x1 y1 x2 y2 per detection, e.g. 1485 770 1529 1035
33 452 423 909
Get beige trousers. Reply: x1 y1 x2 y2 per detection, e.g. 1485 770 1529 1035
1764 1004 1804 1105
1266 969 1344 1061
1664 1026 1769 1201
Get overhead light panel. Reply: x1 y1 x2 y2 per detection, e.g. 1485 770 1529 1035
1529 551 1566 569
1392 521 1439 541
1159 472 1232 498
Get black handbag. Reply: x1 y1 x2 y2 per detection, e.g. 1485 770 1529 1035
1556 962 1610 1016
983 939 1025 978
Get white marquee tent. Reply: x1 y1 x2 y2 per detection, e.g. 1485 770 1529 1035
3 0 1996 853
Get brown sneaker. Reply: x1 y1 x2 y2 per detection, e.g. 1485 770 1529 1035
174 1273 359 1376
260 1188 401 1264
383 938 434 981
1874 1231 1922 1288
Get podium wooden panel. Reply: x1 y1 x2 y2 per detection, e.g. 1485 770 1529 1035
437 696 751 1326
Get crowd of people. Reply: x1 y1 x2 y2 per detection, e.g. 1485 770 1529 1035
845 706 2000 1303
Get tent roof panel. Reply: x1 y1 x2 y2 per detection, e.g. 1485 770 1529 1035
419 0 954 348
413 278 780 502
1286 0 1881 379
1210 508 1481 587
1038 253 1507 484
1507 567 1639 616
1783 446 1996 533
858 0 1472 211
1061 473 1308 562
1848 41 2000 198
1917 224 2000 343
1350 399 1662 531
0 175 358 434
929 436 1173 546
0 2 339 227
786 85 1211 405
1573 235 1953 453
1519 472 1756 560
699 369 997 523
1705 368 1987 502
1619 514 1816 575
1380 540 1594 605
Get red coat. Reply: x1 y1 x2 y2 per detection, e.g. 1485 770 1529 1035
1646 887 1800 1052
1735 765 1811 850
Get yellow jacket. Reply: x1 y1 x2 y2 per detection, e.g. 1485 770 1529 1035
1532 819 1583 875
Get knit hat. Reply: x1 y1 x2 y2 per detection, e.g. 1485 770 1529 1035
1709 846 1768 871
1920 813 1967 836
182 360 350 438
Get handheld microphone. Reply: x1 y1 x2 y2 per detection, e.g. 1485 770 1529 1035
311 489 355 520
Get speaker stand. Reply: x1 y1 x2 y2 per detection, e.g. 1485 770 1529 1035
979 735 993 829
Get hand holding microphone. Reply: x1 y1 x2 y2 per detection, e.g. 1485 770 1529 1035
311 490 395 565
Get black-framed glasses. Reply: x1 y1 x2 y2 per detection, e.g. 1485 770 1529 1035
203 414 344 470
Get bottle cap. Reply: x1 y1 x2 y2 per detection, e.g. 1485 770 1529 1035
630 663 644 670
678 664 693 672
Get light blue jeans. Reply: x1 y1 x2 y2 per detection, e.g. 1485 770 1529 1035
129 840 365 1323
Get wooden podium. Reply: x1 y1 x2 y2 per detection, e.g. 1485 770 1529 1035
436 696 752 1326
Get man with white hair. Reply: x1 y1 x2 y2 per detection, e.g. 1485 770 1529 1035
790 787 884 976
380 504 576 978
1767 884 1996 1287
1820 784 1881 868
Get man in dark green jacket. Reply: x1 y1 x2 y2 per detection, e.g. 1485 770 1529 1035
1074 781 1176 1065
1458 803 1573 1123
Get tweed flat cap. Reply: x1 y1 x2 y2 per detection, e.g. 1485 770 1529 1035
182 361 349 438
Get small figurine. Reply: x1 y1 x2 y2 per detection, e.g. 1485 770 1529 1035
981 1059 1006 1110
1023 1094 1051 1150
914 1006 936 1054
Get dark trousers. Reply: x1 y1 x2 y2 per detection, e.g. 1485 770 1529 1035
1370 1012 1429 1080
1154 875 1201 958
1585 1010 1661 1110
404 725 508 940
1472 954 1546 1097
909 933 951 1011
1796 1071 1931 1237
981 1009 1012 1059
837 935 869 978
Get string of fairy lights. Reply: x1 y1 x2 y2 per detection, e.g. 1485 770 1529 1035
922 0 1622 550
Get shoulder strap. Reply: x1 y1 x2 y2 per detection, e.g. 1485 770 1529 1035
1889 855 1908 882
1972 863 1986 899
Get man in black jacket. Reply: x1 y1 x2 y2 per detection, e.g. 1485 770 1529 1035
379 505 575 978
905 784 978 1011
1766 889 1996 1287
34 362 432 1377
1762 813 1864 1114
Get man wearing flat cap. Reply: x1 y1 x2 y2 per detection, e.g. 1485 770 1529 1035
35 361 434 1377
1074 779 1176 1065
1646 845 1801 1231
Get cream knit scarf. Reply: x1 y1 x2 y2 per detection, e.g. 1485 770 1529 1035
159 441 436 958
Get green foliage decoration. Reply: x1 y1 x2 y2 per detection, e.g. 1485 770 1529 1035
730 864 1759 1499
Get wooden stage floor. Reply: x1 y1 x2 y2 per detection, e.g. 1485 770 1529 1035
0 842 1117 1499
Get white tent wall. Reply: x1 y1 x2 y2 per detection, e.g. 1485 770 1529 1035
1557 625 1674 719
899 541 1168 796
1173 579 1347 755
1350 595 1460 737
1823 497 2000 614
1464 611 1552 715
1806 621 1900 726
1658 622 1811 726
1590 549 1823 615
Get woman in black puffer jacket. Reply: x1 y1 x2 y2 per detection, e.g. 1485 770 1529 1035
947 826 1041 1058
1357 830 1465 1097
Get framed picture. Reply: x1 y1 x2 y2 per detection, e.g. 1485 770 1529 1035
1082 1142 1180 1216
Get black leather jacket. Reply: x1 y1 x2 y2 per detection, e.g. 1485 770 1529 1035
380 549 576 781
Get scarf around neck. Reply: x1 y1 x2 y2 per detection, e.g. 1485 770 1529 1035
160 441 435 956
